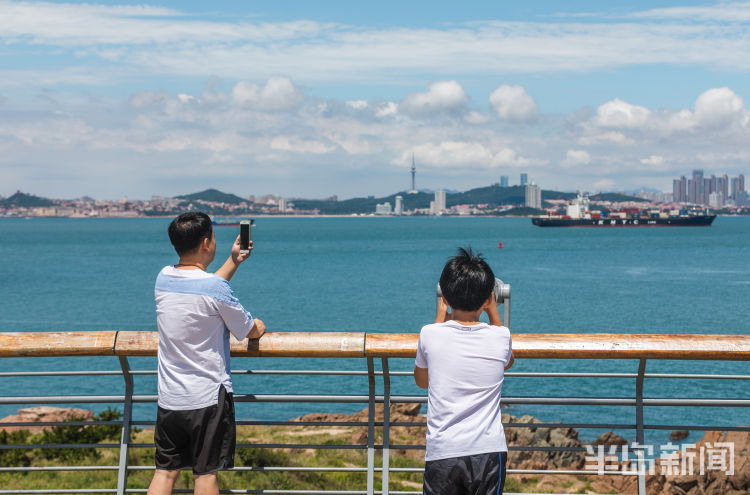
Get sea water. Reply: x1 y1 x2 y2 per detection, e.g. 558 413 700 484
0 216 748 445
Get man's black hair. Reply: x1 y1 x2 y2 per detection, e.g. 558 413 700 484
168 212 213 256
439 247 495 311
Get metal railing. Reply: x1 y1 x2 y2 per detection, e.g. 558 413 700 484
0 331 749 495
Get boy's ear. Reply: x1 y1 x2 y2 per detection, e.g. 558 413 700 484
482 294 494 309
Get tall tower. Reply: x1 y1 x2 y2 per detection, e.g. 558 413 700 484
408 153 418 194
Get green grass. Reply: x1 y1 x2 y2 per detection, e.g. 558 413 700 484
1 415 578 493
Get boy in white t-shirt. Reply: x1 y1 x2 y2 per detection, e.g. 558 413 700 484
414 247 513 495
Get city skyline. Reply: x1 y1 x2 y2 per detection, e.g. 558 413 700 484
1 1 750 199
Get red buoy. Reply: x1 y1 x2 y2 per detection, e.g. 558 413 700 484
498 240 503 248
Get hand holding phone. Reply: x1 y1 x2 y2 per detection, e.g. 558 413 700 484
240 220 251 254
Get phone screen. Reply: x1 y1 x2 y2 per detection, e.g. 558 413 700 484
240 221 250 252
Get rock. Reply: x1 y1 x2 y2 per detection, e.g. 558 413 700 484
595 431 628 446
0 406 94 433
671 430 690 442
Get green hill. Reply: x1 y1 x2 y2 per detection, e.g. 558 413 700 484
0 192 55 207
590 193 648 203
293 185 574 214
175 188 247 204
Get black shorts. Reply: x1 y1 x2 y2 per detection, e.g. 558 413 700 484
154 385 236 475
423 451 507 495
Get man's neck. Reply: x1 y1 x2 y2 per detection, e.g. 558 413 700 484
174 258 208 271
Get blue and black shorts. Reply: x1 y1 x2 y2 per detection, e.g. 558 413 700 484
154 385 236 475
423 451 507 495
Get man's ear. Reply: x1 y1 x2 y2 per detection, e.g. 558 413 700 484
201 236 211 252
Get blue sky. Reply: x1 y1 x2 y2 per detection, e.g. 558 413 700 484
1 0 749 199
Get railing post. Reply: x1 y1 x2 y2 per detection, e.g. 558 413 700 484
381 358 391 495
635 358 647 495
117 356 134 495
366 356 375 495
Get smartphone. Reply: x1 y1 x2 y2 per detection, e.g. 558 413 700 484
240 220 251 254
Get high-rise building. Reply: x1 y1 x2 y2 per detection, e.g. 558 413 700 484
690 169 704 204
394 195 403 215
525 182 542 209
278 198 287 213
673 176 687 203
375 202 392 215
434 190 446 212
500 176 509 188
520 173 528 187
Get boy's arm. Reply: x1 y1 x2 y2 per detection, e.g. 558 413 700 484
216 235 252 281
435 297 451 323
484 298 503 326
414 366 429 389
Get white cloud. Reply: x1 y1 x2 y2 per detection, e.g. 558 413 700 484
375 102 398 117
595 98 651 129
346 100 368 110
400 81 467 116
694 87 746 128
491 148 530 167
640 155 665 166
591 88 749 135
563 150 591 167
593 178 615 191
270 136 334 154
488 85 538 122
464 111 492 124
231 76 304 111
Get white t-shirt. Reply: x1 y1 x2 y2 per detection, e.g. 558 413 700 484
415 320 512 461
155 266 255 410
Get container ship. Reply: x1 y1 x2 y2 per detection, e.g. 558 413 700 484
532 193 716 227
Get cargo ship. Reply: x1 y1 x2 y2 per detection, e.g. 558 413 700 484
532 193 716 227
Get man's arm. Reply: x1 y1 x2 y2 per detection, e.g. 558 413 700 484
215 236 252 281
414 366 428 389
248 318 266 339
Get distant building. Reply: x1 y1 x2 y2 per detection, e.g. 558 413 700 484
673 176 687 203
394 195 403 215
375 202 392 215
520 173 528 187
408 153 418 194
434 190 446 212
709 192 724 208
500 176 509 188
278 198 287 213
525 182 542 209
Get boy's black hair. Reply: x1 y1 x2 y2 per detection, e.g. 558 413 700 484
168 212 213 256
439 247 495 311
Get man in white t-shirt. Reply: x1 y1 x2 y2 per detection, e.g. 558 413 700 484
414 247 513 495
148 212 265 495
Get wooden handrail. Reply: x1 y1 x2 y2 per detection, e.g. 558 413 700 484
1 331 749 360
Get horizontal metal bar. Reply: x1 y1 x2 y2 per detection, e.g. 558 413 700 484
233 370 370 376
644 373 750 380
127 466 370 472
0 491 116 494
0 420 121 428
126 490 369 494
0 443 119 450
506 372 637 378
0 466 118 472
0 371 123 377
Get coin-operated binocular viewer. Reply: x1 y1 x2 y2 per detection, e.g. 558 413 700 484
436 278 511 329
